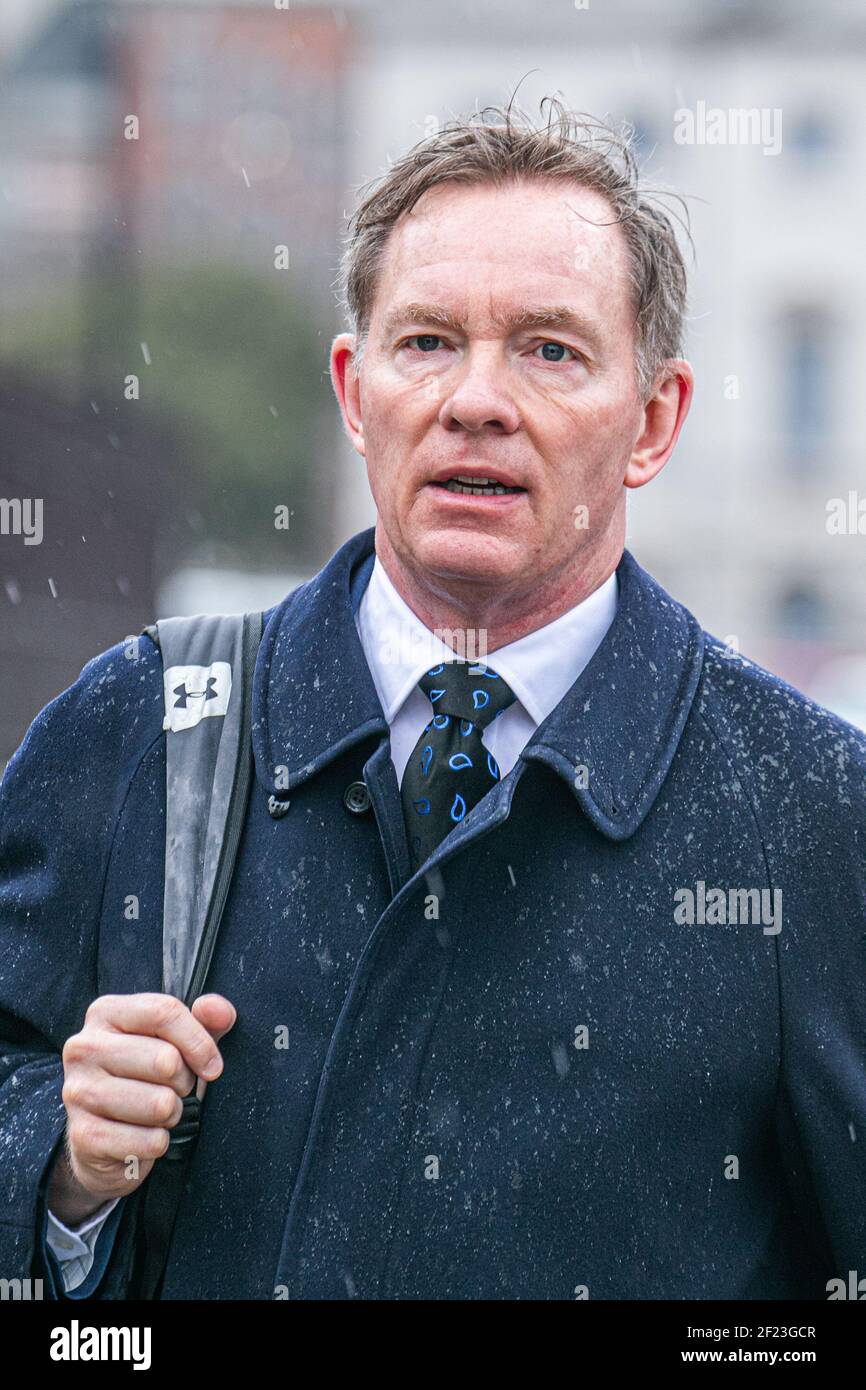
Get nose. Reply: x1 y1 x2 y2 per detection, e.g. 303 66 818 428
437 345 521 434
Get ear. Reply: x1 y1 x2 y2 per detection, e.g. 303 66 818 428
329 333 365 457
624 360 694 489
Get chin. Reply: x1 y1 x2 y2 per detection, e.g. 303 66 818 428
410 525 522 579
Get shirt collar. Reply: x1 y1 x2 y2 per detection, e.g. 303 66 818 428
354 553 618 726
251 525 705 843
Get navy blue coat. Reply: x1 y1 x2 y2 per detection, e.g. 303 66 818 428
2 524 865 1299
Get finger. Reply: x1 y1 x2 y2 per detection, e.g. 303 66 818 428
88 993 225 1082
63 1073 184 1130
190 994 237 1048
188 996 238 1103
71 1113 173 1165
68 1031 197 1095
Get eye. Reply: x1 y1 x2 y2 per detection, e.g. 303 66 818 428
533 340 582 364
402 334 445 353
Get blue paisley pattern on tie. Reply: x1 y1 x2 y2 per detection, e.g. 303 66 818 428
400 660 517 870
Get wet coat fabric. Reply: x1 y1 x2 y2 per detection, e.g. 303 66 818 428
1 523 865 1300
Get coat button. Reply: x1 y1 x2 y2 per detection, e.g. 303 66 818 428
343 780 371 814
267 794 291 819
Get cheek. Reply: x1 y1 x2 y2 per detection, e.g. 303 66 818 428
364 385 432 467
370 360 436 413
551 388 638 465
531 400 634 518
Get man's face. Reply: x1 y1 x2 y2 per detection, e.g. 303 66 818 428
332 176 688 607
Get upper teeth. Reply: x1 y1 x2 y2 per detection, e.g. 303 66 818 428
443 475 518 493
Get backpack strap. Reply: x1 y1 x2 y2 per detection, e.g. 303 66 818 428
131 609 263 1299
144 612 262 1002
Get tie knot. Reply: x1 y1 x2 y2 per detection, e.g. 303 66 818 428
417 660 516 731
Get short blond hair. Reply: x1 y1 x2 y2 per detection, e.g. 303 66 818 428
335 94 693 401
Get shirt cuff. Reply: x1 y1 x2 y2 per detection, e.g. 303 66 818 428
42 1196 126 1295
47 1197 122 1246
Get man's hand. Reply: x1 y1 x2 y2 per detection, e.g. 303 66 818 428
46 993 236 1226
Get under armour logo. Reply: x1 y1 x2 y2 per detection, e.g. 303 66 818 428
163 661 232 732
172 675 219 709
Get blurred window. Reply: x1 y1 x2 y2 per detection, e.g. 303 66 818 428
779 307 833 479
789 111 837 165
778 583 828 640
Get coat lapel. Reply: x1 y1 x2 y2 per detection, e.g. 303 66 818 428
251 526 388 799
252 528 705 869
520 547 705 841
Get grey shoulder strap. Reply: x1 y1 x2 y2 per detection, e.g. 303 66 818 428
143 612 263 1003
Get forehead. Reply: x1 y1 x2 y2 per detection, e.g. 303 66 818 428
371 176 635 334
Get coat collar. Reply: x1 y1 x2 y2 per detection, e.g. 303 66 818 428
252 526 705 842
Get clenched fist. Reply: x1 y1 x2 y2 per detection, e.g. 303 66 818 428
46 992 236 1225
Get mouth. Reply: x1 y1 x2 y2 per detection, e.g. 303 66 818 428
426 472 527 503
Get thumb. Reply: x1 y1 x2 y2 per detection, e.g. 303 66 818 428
190 992 237 1048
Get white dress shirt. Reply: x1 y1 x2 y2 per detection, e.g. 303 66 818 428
47 552 618 1291
354 554 618 788
45 1195 122 1291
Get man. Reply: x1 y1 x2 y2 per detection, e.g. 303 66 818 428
1 98 864 1300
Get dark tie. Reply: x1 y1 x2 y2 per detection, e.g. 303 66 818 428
401 660 517 871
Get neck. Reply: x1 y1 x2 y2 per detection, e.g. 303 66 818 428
374 524 622 655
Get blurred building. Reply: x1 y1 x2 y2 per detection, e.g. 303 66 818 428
332 0 866 714
1 0 353 316
0 0 355 757
0 371 181 762
2 0 864 741
0 0 354 540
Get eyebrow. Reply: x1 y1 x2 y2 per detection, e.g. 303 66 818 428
381 302 605 354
